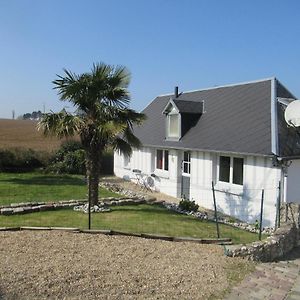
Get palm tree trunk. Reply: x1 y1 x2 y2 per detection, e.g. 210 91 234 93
86 148 101 207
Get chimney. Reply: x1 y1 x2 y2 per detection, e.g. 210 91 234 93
174 86 179 98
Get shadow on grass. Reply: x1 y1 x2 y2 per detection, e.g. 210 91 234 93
111 205 217 224
0 175 86 186
111 205 181 216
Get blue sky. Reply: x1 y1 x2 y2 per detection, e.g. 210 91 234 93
0 0 300 119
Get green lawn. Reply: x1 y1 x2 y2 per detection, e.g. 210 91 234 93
0 172 262 244
0 204 260 244
0 172 120 205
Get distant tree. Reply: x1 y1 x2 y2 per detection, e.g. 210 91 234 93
22 110 43 120
38 63 145 206
23 113 31 120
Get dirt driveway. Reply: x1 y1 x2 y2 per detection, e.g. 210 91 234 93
0 231 253 299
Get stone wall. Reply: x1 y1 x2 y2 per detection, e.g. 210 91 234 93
226 223 300 262
280 203 300 227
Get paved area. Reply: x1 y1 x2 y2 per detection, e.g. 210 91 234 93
225 246 300 300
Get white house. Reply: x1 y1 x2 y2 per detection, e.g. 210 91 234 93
114 78 300 227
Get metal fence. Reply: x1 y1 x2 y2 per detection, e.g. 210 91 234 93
0 173 282 242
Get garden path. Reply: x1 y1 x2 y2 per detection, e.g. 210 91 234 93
225 246 300 300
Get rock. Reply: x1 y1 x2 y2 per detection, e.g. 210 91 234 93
23 207 34 214
1 208 14 215
13 207 24 214
73 204 111 213
39 205 55 211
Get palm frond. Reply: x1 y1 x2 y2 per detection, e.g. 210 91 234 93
122 126 143 148
112 137 133 157
37 111 82 138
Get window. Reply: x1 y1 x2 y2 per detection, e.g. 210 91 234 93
124 155 131 168
219 156 243 185
164 150 169 171
168 114 179 137
156 149 169 171
219 156 230 182
233 158 243 185
182 151 191 174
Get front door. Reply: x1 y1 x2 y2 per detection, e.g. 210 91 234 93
181 151 191 199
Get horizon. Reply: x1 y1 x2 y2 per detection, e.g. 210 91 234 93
0 0 300 119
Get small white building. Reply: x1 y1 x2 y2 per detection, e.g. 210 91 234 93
114 78 300 227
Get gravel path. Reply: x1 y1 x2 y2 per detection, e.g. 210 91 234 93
0 231 253 299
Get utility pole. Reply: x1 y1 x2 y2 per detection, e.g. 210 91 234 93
12 110 15 120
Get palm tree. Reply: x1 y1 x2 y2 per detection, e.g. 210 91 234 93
38 63 145 209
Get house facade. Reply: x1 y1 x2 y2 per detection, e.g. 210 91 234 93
114 78 300 227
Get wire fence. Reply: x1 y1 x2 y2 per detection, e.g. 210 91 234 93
0 172 283 243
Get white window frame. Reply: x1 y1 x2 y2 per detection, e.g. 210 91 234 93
182 151 191 176
164 104 181 141
167 112 180 138
155 149 169 172
218 155 244 186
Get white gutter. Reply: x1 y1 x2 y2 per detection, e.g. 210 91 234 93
271 78 278 155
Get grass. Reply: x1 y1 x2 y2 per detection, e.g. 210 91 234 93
0 172 120 205
0 172 263 244
0 204 260 244
209 260 256 299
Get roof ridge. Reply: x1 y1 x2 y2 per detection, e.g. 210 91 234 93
157 77 275 97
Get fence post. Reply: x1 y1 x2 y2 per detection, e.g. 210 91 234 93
275 182 281 229
88 203 91 229
88 180 91 230
259 189 264 241
211 181 220 239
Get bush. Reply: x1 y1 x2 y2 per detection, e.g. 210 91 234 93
0 148 50 172
0 140 113 175
179 198 199 212
46 141 114 175
46 141 86 175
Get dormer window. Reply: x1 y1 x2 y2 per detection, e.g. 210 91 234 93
162 93 204 141
168 109 180 139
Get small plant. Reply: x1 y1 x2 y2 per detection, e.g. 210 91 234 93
227 217 236 223
179 198 199 212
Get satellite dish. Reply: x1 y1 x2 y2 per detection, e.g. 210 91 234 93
146 176 155 188
284 100 300 127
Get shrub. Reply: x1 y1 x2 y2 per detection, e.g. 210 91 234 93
46 141 86 175
178 198 199 212
0 148 50 172
45 140 114 175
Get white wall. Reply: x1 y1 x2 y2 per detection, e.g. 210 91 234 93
114 147 180 197
114 148 281 226
187 153 280 227
209 152 280 227
114 147 152 180
287 159 300 203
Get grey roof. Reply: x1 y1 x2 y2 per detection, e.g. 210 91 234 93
133 78 297 156
173 99 204 114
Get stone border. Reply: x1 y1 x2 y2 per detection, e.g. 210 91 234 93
0 200 86 215
0 196 155 216
225 224 300 262
0 180 272 236
0 226 232 245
